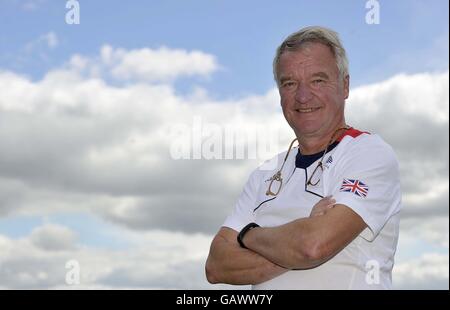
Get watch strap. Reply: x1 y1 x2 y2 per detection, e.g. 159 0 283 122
237 222 260 249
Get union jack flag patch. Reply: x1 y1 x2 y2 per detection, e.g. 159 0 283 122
340 179 369 198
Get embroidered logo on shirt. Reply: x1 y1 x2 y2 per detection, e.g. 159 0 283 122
340 179 369 198
324 156 333 168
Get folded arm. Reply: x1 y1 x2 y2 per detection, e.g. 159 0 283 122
205 227 287 285
242 204 367 269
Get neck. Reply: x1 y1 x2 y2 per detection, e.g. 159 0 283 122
297 122 348 155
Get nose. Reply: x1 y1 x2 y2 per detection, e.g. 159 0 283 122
295 83 313 104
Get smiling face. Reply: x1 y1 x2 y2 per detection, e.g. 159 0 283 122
277 42 349 143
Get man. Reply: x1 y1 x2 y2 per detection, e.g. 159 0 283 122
205 26 401 289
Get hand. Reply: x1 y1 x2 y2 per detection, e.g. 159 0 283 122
309 196 336 218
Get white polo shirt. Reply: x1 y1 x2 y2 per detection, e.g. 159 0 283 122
223 128 402 289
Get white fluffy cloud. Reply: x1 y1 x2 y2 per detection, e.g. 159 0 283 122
68 45 219 82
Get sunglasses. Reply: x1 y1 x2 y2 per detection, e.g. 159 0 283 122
266 126 350 196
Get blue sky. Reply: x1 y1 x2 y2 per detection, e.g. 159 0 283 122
1 0 448 97
0 0 448 289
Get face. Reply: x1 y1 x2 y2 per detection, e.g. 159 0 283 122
277 42 349 140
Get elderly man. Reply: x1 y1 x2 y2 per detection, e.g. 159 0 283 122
205 26 401 289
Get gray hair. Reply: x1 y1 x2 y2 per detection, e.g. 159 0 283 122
273 26 349 86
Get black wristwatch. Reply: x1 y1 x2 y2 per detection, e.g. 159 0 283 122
237 223 260 249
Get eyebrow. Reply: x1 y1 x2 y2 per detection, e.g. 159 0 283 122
279 76 293 84
279 72 330 84
311 72 330 79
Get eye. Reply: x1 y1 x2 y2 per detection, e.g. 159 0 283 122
281 81 296 89
312 79 324 85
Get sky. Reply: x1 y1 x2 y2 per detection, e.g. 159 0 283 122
0 0 448 289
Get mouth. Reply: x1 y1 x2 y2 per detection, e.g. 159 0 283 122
295 107 321 113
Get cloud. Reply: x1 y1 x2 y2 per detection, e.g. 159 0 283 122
393 253 449 289
0 220 445 290
25 32 58 51
68 45 220 82
346 71 449 220
0 225 238 289
0 66 289 234
2 0 47 11
29 224 78 251
16 31 59 65
399 216 449 249
0 178 28 216
0 48 448 289
21 0 46 10
0 61 448 236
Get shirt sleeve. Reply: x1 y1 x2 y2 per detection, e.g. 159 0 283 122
330 135 402 241
222 168 261 232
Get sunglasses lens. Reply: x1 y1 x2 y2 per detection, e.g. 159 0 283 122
269 179 282 195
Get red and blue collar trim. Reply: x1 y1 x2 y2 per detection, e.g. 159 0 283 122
337 127 370 142
295 127 370 169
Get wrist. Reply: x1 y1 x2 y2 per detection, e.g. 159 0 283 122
237 223 260 249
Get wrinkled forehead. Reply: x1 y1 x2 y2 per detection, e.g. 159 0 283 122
278 42 338 77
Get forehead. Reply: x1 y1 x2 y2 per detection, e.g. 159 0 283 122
278 42 337 75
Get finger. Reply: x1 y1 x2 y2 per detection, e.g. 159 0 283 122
319 197 333 204
322 198 336 206
311 211 324 217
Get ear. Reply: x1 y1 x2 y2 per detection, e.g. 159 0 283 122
343 75 350 99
